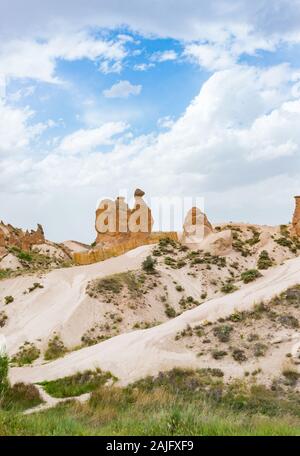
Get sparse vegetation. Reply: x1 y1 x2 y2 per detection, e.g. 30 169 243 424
11 342 40 366
2 368 300 435
221 282 237 294
0 311 8 328
4 295 14 305
213 324 233 342
44 335 67 361
28 282 44 293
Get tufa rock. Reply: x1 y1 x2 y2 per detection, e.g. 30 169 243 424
134 188 145 197
182 207 213 245
95 189 153 248
292 196 300 237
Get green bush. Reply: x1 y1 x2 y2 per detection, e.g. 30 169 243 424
11 342 40 366
241 269 262 284
165 304 176 318
213 325 233 343
257 251 273 270
142 256 157 273
4 296 14 305
44 335 67 361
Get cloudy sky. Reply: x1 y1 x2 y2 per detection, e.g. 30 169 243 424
1 0 300 242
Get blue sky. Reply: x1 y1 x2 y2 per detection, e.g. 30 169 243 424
1 1 300 242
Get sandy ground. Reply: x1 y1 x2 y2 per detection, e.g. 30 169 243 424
0 245 152 355
9 254 300 386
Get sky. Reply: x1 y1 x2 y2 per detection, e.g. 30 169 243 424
1 0 300 243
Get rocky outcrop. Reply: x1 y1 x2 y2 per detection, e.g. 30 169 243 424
95 189 154 248
0 221 45 251
292 196 300 237
195 230 233 256
182 207 213 245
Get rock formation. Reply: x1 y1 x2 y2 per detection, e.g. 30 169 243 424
292 196 300 237
0 221 45 251
181 207 233 254
182 207 213 244
95 189 153 248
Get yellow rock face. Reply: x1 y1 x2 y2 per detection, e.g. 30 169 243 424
95 189 154 248
292 196 300 237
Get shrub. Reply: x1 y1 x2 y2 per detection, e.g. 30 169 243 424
257 250 273 270
142 256 157 273
0 311 8 328
282 369 300 387
241 269 262 284
28 282 44 293
1 383 43 411
165 304 176 318
232 349 247 362
253 343 268 357
278 315 299 328
175 285 184 292
17 250 33 262
213 325 233 343
4 296 14 305
221 282 237 294
201 292 207 300
44 335 67 361
212 350 228 360
11 342 40 366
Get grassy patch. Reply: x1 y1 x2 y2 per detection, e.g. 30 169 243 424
1 368 300 435
1 383 43 412
39 369 116 398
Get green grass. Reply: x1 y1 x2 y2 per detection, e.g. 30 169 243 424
38 369 116 398
1 368 300 435
1 383 43 412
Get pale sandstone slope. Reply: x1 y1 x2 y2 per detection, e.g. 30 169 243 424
9 254 300 386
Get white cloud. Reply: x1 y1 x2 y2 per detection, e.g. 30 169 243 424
2 63 300 242
157 116 175 129
58 121 129 155
103 80 142 98
151 50 177 62
184 43 236 70
133 62 155 71
0 99 47 155
0 31 128 84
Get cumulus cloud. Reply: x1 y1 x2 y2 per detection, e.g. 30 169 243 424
0 99 47 155
58 122 129 154
0 31 128 84
2 63 300 241
151 50 177 62
103 80 142 98
133 62 155 71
